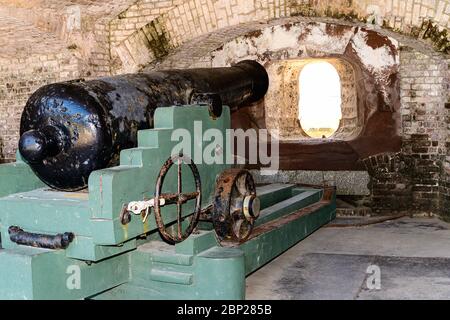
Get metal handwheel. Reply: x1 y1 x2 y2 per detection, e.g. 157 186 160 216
154 153 202 244
213 169 260 242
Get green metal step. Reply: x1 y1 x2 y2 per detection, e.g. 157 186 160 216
137 240 194 266
150 268 193 285
242 200 335 274
152 252 194 266
0 188 91 236
256 189 323 226
132 240 196 287
0 246 130 300
256 184 296 209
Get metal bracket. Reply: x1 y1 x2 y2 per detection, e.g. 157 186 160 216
126 198 166 223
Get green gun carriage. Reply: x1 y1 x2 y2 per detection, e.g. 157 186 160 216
0 63 336 300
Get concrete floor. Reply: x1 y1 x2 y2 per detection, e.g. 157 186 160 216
246 217 450 300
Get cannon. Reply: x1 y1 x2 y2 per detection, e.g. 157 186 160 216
0 62 336 300
18 60 269 191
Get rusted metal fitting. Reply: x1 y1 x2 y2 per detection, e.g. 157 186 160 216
8 226 74 250
190 92 223 119
126 198 167 223
243 194 261 221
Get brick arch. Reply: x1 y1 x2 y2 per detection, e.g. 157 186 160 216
144 19 403 171
136 14 448 217
111 0 450 74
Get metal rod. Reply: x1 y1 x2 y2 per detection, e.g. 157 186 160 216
8 226 74 250
177 157 182 239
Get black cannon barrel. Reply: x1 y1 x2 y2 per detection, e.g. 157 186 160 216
19 60 269 191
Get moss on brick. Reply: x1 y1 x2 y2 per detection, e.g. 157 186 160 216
290 3 367 23
142 20 172 60
385 19 449 54
290 4 318 18
420 20 450 54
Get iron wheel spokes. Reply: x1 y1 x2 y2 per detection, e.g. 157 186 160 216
154 153 202 244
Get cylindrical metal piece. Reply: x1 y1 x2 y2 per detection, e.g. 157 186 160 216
19 60 269 191
243 194 261 220
8 226 74 249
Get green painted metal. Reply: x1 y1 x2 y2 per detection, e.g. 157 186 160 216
256 189 324 226
242 201 336 275
0 152 44 198
92 190 335 300
257 184 296 209
93 232 246 300
0 105 231 261
88 105 230 246
0 104 336 300
0 246 130 300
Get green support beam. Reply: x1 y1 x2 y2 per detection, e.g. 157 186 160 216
93 190 336 300
0 246 130 300
0 105 336 300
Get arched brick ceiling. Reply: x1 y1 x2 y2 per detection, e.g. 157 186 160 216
112 0 450 74
143 16 441 72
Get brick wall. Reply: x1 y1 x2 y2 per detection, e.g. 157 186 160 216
401 48 447 213
141 16 448 216
109 0 183 48
0 54 80 162
363 47 448 214
440 54 450 219
0 1 134 160
109 0 449 217
0 0 449 218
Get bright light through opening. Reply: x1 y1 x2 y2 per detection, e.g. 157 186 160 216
299 61 342 138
